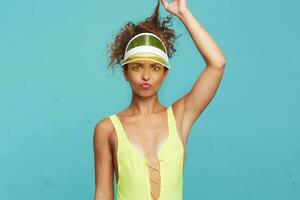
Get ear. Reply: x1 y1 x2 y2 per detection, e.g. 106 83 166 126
122 67 128 81
162 69 169 81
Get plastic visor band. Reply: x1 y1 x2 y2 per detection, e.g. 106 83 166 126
121 32 170 69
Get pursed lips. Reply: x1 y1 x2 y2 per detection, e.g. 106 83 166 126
140 83 152 89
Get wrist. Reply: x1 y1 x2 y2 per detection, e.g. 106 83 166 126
177 9 192 22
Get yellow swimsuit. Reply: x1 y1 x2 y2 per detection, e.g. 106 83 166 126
109 105 185 200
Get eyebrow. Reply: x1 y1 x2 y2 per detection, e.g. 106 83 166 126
131 62 161 66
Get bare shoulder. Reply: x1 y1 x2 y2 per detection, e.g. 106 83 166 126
93 116 115 149
172 95 197 146
170 96 194 145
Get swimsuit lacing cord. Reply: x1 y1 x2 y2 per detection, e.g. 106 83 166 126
145 158 164 200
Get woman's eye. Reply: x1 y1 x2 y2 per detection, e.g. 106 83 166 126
132 65 140 70
153 66 161 71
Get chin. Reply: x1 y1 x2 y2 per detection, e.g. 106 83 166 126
134 89 157 98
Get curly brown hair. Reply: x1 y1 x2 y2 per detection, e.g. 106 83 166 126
105 0 181 75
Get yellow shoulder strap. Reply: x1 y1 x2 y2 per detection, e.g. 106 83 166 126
109 115 127 145
167 105 178 139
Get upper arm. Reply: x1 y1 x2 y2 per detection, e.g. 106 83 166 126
184 65 225 123
93 118 114 200
173 64 225 142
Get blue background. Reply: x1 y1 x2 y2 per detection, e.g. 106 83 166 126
1 0 299 199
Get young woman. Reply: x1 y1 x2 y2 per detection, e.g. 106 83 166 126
94 0 226 199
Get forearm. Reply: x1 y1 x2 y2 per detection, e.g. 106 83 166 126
178 10 226 67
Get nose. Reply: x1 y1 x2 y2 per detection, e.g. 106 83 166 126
141 61 151 80
142 67 150 81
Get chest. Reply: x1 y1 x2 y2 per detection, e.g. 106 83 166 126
109 107 187 184
112 118 170 168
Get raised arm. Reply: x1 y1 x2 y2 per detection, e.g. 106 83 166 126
93 119 114 200
161 0 226 141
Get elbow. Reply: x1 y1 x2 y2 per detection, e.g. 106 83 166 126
207 58 226 70
208 60 226 70
215 58 226 69
219 60 226 69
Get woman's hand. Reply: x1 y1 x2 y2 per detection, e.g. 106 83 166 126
160 0 189 18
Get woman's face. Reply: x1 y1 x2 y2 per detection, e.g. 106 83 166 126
123 59 168 97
